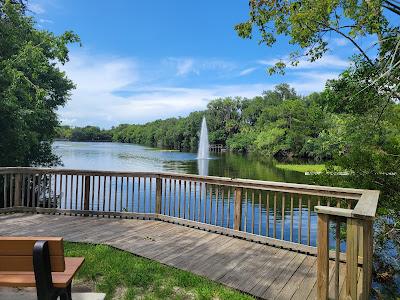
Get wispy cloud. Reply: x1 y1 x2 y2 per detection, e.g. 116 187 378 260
166 57 235 76
29 3 45 14
332 38 348 47
239 67 257 76
258 54 349 70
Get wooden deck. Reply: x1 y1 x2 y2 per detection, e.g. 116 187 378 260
0 213 349 299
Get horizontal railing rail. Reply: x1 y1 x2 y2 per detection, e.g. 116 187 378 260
0 167 379 300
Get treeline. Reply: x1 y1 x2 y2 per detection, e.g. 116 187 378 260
56 84 400 164
56 126 113 142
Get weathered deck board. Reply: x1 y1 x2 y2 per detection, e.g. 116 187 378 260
0 213 348 299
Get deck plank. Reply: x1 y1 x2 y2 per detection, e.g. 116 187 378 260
0 213 347 300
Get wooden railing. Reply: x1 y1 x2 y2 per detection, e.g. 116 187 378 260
0 167 379 299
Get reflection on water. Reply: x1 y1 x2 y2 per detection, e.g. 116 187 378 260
197 159 209 176
53 141 309 184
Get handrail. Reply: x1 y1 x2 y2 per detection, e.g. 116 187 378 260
0 167 370 200
0 167 379 299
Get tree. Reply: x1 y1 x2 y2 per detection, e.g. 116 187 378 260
235 0 399 80
0 0 79 166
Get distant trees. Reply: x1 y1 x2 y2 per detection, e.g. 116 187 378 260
56 126 112 142
0 0 79 167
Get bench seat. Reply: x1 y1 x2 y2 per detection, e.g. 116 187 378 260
0 257 84 288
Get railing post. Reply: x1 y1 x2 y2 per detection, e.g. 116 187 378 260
13 173 22 207
156 177 162 214
346 218 359 299
83 176 90 216
317 213 329 300
361 219 373 300
233 187 242 231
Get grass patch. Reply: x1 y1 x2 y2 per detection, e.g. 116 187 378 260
275 164 326 173
65 242 254 300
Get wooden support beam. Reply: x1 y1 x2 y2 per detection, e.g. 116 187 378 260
346 218 359 299
233 187 242 231
317 213 329 300
13 174 21 207
361 219 373 300
83 176 90 216
156 177 162 214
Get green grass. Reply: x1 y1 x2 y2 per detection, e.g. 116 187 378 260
275 164 326 173
65 242 254 300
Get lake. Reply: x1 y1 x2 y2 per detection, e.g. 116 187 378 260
53 141 309 183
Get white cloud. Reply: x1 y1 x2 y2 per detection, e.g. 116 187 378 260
29 3 45 14
258 54 349 70
58 51 338 127
239 67 257 76
175 58 195 76
288 71 340 94
166 57 235 76
332 38 348 47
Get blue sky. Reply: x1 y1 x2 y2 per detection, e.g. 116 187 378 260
29 0 365 128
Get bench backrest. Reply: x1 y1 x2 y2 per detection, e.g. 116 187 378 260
0 237 65 272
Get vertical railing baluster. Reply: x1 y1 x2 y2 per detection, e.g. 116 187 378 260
114 176 118 213
227 188 231 229
215 187 219 225
298 195 302 243
108 176 112 214
178 180 181 218
273 192 277 238
281 193 285 240
193 182 197 221
138 177 141 213
27 174 32 208
244 190 248 232
290 193 294 242
3 174 7 208
125 176 129 212
221 188 225 228
131 177 135 213
251 191 255 234
75 175 79 212
80 175 84 212
183 181 186 218
308 196 311 246
120 177 123 212
266 192 270 237
168 178 172 216
187 181 191 220
202 182 206 223
208 185 213 224
258 192 262 235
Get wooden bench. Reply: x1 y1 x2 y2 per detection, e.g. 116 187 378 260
0 237 84 300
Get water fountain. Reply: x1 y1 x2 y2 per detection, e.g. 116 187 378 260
197 116 209 160
197 116 209 176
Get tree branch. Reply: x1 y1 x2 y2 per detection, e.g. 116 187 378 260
316 21 375 66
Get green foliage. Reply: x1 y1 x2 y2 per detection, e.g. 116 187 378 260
275 164 326 173
235 0 397 74
0 0 79 167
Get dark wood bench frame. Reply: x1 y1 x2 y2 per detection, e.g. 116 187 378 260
0 237 84 300
34 240 72 300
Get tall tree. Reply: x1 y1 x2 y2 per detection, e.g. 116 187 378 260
0 0 79 166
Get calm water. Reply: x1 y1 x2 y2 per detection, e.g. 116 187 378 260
53 141 309 183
